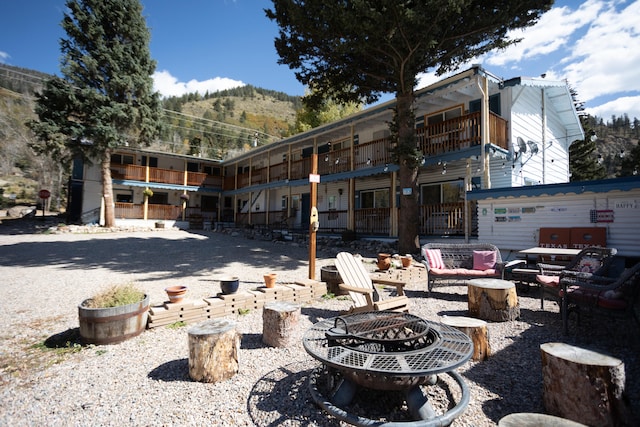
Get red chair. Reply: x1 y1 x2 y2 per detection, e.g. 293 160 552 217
561 261 640 334
536 247 617 310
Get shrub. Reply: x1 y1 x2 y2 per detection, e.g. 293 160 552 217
83 283 145 308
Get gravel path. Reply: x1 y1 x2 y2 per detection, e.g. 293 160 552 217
1 223 638 426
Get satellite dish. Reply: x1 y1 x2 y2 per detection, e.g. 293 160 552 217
516 137 527 153
527 140 539 155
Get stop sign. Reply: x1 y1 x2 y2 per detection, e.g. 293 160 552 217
38 189 51 199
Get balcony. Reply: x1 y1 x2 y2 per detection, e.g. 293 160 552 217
223 112 508 190
114 202 182 220
110 164 211 187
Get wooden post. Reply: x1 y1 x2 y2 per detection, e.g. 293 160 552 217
188 319 240 383
441 316 490 361
262 301 301 348
309 153 318 280
540 342 634 427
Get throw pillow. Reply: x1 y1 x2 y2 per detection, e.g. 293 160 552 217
578 256 601 273
473 250 497 270
424 249 445 269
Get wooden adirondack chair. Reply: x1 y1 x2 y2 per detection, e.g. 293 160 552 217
335 252 409 313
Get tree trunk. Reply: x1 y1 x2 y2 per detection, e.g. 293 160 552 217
101 149 115 228
396 91 420 255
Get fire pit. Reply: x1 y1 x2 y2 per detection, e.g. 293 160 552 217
303 311 473 426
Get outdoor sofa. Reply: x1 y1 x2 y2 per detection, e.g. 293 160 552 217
421 242 507 294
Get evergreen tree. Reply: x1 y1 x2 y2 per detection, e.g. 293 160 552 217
28 0 162 226
266 0 553 254
620 144 640 177
569 129 607 181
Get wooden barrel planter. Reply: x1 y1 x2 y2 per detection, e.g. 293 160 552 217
78 294 150 345
321 265 347 295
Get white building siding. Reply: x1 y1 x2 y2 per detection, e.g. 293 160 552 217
475 188 640 258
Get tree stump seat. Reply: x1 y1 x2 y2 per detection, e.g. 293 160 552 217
441 315 490 361
188 319 240 383
468 278 519 322
540 342 634 427
262 301 301 348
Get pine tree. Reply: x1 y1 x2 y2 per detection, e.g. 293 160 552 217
266 0 553 254
569 129 607 181
28 0 162 226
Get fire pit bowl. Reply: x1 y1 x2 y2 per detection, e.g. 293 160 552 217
303 311 473 425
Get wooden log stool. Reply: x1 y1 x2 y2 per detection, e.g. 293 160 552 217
468 278 520 322
499 412 587 426
441 316 490 361
262 301 301 348
188 319 240 383
540 342 634 427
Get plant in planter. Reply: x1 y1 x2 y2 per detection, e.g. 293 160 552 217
78 283 149 345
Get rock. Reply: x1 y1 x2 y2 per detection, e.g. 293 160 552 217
7 206 36 218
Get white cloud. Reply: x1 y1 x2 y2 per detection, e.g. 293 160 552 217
0 51 9 62
484 1 603 68
585 95 640 122
560 0 640 103
152 70 245 97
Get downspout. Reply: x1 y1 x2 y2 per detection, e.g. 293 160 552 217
541 88 547 184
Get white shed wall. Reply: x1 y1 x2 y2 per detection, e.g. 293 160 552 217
476 189 640 258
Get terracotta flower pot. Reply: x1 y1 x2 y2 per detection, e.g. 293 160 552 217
401 256 412 268
377 253 391 271
263 273 277 288
165 285 187 303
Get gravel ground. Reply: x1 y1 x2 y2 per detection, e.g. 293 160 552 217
1 219 638 426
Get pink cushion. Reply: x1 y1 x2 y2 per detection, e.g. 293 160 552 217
473 250 497 270
424 249 445 269
429 268 497 277
536 274 560 287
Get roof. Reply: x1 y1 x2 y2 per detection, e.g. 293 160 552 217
467 176 640 200
502 76 584 142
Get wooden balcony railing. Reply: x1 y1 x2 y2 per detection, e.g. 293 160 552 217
290 158 311 180
114 202 182 220
354 137 393 169
110 164 210 187
419 201 477 236
319 209 348 232
318 147 352 175
416 111 508 156
354 207 390 235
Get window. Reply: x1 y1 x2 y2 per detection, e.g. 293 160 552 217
149 192 168 204
112 153 134 165
187 162 199 172
116 193 132 203
328 195 337 210
421 180 464 204
426 106 463 126
360 189 389 208
469 94 501 115
140 156 158 167
203 165 220 176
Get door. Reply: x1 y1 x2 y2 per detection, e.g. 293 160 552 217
301 193 310 229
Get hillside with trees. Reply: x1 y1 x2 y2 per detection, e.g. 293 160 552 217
0 62 638 215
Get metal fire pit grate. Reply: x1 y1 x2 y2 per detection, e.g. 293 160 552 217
303 311 472 377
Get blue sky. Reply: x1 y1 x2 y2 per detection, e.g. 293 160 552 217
1 0 639 122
